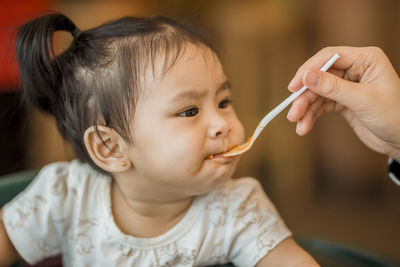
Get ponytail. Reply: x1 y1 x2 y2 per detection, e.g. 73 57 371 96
16 13 79 114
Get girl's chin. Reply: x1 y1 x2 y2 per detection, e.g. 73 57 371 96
208 168 234 186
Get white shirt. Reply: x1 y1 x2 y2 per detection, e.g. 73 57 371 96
3 160 291 267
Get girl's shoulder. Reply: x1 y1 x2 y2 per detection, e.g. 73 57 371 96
3 159 109 228
34 160 108 190
30 160 110 205
39 159 105 180
5 159 109 214
39 159 103 178
1 160 110 264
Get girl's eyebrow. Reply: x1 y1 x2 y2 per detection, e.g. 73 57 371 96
217 80 232 95
170 80 231 104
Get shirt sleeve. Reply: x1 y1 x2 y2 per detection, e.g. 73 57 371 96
225 178 292 267
2 162 75 264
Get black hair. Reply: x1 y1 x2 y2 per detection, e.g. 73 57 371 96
16 12 214 173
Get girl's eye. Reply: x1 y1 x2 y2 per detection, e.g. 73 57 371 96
219 99 232 109
177 107 199 117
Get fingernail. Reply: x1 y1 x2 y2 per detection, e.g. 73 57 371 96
287 106 294 120
288 77 296 90
296 121 303 134
304 70 320 88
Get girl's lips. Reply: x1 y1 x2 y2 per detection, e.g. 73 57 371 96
213 153 230 159
206 145 239 160
206 152 236 160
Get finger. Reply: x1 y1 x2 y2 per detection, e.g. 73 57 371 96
296 99 343 135
315 100 342 117
288 67 345 93
287 90 320 122
328 68 345 78
295 97 326 135
302 69 368 111
288 46 377 92
286 67 345 122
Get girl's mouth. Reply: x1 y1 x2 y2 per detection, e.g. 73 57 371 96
206 149 237 160
207 153 228 159
206 143 242 160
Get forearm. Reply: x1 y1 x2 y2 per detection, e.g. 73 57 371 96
256 238 319 267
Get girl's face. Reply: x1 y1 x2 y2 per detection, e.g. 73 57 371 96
126 45 245 198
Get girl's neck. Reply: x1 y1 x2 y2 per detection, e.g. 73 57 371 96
111 179 194 238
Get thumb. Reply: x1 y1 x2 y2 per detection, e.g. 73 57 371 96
303 69 364 109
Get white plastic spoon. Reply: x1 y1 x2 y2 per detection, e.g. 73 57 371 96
223 53 340 157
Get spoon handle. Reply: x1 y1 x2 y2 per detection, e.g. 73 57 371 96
254 53 340 140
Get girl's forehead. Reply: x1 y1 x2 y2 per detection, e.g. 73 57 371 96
155 45 218 78
142 45 224 96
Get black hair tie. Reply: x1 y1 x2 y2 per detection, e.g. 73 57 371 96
72 28 81 38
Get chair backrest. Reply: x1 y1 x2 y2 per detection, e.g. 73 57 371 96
0 170 39 208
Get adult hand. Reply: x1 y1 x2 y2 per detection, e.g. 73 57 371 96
286 46 400 162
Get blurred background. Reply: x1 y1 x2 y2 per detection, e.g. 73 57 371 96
1 0 400 262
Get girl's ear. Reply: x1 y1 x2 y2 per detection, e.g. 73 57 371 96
84 126 132 173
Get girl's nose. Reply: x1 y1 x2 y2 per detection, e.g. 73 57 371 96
207 113 231 139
